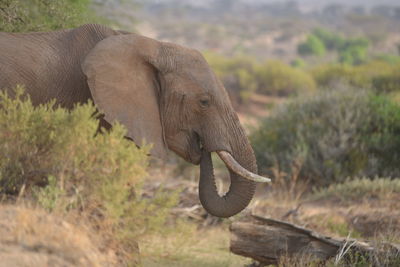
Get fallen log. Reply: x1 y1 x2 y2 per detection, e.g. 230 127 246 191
230 214 400 266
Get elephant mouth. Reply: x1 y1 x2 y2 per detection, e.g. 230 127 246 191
188 132 201 164
188 133 270 183
193 134 269 183
165 130 202 164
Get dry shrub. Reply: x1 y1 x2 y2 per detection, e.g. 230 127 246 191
0 86 179 265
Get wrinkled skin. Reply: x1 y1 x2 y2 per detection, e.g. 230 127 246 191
0 24 261 218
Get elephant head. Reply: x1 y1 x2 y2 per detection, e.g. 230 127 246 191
81 34 270 218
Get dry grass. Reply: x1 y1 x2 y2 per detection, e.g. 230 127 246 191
141 165 251 266
140 224 251 267
0 204 115 267
251 158 309 224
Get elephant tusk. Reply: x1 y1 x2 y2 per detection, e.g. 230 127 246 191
217 151 271 183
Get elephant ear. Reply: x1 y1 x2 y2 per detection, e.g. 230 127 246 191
81 34 167 159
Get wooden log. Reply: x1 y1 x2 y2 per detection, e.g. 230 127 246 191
230 214 400 265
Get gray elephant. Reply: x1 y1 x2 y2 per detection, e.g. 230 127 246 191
0 24 269 218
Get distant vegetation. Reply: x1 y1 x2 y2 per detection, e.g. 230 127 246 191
205 52 316 102
298 28 370 65
298 34 326 57
206 49 400 104
131 0 400 63
312 60 400 92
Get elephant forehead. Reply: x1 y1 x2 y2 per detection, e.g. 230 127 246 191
169 72 221 97
182 66 219 88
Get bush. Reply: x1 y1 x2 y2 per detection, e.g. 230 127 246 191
312 61 400 92
299 28 370 65
251 88 400 186
311 64 358 88
372 73 400 93
366 94 400 174
0 0 97 32
339 43 368 65
0 87 179 262
312 27 344 50
297 34 326 56
255 60 316 96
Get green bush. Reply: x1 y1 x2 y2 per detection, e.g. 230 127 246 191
255 60 316 96
339 43 368 65
297 34 326 56
0 0 98 32
312 28 344 51
366 94 400 174
334 37 370 65
299 28 370 65
0 87 179 261
251 88 400 186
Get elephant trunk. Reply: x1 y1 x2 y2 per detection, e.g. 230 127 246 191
199 132 264 218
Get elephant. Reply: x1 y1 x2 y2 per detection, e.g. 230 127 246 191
0 24 270 218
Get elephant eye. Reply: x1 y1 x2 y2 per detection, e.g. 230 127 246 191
199 99 210 107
